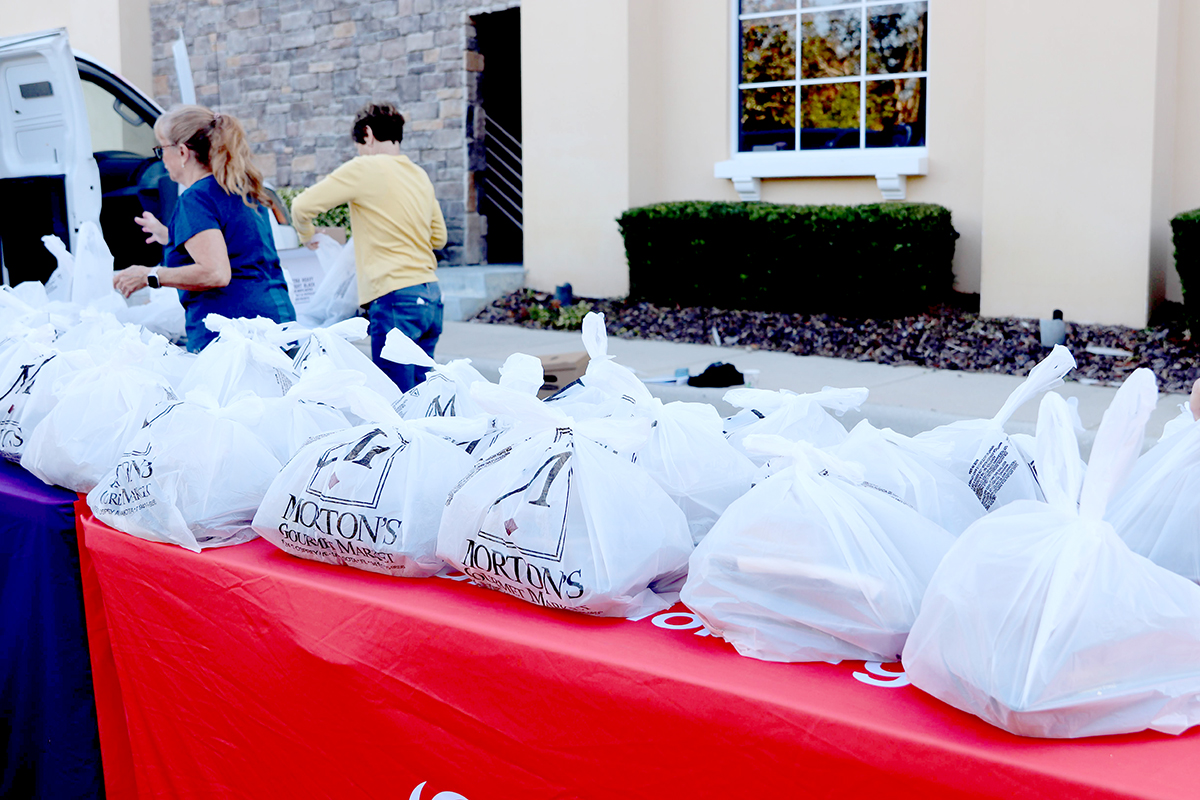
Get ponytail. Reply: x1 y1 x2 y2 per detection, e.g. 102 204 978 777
155 105 267 208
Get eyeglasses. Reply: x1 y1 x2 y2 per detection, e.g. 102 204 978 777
152 143 181 160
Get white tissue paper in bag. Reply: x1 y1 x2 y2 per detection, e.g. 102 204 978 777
912 344 1076 511
87 397 281 552
253 422 475 577
682 435 956 663
437 381 694 617
904 372 1200 738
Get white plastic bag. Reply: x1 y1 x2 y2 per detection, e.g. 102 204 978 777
723 386 868 464
112 287 187 345
1107 413 1200 582
0 337 94 463
826 420 985 536
219 388 352 466
253 422 475 577
904 370 1200 738
292 317 403 406
177 315 299 405
552 313 758 544
21 339 179 492
295 236 358 328
384 329 493 419
912 344 1076 511
682 435 956 663
437 382 694 617
87 395 281 552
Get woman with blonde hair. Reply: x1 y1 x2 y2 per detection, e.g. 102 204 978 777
113 105 295 352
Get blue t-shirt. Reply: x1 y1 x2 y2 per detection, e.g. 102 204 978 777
167 175 295 351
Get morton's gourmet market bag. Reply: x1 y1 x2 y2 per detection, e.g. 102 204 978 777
252 423 474 577
87 396 281 552
436 382 694 618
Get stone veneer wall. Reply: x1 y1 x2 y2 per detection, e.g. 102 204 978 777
149 0 516 264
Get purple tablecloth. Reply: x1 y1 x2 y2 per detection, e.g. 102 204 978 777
0 460 102 798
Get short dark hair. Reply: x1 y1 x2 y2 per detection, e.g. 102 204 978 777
352 103 405 145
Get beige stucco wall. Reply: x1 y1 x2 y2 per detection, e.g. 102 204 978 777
980 0 1176 328
1168 0 1200 305
523 0 988 299
0 0 152 92
522 0 632 297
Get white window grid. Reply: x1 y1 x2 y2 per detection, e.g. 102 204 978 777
732 0 929 154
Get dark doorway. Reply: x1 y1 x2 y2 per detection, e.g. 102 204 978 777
473 8 522 264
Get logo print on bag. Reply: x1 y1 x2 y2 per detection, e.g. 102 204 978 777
1 355 55 407
478 448 572 561
305 427 404 509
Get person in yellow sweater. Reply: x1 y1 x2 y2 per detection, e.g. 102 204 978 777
290 103 447 391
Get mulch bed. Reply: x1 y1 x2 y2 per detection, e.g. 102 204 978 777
474 291 1200 394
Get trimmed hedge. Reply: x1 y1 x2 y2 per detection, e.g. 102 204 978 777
1171 208 1200 332
616 201 959 318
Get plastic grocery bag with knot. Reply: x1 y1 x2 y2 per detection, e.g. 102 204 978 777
88 393 281 552
177 315 300 405
826 420 985 536
912 344 1076 512
292 317 403 407
903 371 1200 738
680 435 956 663
0 327 93 463
542 312 757 545
21 333 179 492
253 421 475 577
722 385 868 465
1107 407 1200 583
436 380 694 618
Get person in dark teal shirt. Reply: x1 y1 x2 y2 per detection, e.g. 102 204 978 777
113 105 295 352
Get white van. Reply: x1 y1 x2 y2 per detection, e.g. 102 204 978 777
0 28 311 289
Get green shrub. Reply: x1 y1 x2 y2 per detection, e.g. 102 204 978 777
616 200 959 318
1171 208 1200 332
277 187 352 235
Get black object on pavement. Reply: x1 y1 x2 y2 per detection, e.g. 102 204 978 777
687 362 744 388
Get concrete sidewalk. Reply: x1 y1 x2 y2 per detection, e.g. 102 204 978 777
437 320 1191 457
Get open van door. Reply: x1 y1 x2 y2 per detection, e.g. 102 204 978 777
0 28 100 287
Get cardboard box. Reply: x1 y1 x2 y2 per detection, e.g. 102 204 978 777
537 351 590 398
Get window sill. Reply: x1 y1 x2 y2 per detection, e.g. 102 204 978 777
714 147 928 201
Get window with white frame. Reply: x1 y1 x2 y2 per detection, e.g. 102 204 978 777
737 0 927 153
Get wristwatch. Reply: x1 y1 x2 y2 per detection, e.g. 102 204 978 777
146 267 161 289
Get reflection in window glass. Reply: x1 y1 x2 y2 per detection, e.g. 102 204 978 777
868 3 927 75
867 77 925 148
742 0 797 13
741 86 796 152
801 82 859 149
801 10 861 80
81 80 157 157
737 0 927 153
741 16 796 84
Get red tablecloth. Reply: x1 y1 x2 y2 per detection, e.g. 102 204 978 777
78 511 1200 800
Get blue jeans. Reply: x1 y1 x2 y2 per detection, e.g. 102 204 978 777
367 282 443 392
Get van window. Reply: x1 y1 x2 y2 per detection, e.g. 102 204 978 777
80 78 156 157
